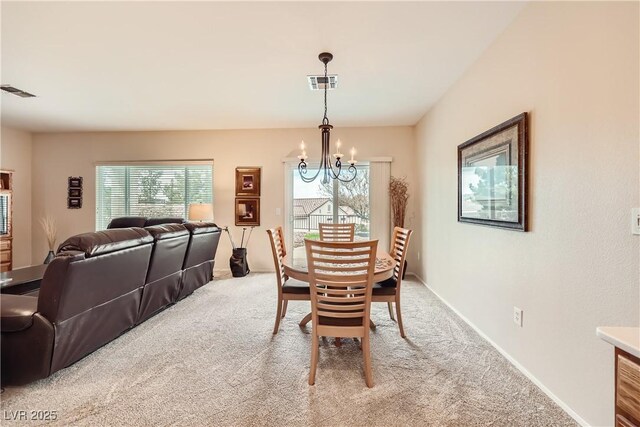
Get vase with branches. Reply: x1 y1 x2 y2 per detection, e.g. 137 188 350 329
40 215 57 264
389 176 410 278
390 176 409 228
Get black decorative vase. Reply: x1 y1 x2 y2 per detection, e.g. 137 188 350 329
44 250 55 264
230 248 250 277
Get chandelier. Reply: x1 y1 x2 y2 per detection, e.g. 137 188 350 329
297 52 357 184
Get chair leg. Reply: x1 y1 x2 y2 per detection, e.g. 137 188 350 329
273 296 283 334
395 296 406 338
309 333 319 385
282 300 288 318
362 333 374 388
387 302 396 321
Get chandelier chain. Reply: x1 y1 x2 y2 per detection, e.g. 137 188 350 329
322 61 329 125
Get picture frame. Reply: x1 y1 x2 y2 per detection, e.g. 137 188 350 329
235 198 260 226
235 167 261 196
458 112 528 231
68 188 82 198
67 197 82 209
68 176 83 188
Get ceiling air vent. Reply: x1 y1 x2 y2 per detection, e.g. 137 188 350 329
1 85 36 98
307 74 338 91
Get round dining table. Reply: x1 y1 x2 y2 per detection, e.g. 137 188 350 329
281 249 396 327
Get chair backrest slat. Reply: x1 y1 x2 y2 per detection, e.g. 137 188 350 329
319 223 355 242
389 227 413 287
305 238 377 327
267 227 287 288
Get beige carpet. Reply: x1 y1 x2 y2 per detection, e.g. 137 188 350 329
1 273 576 426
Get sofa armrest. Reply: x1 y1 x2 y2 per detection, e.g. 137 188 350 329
1 294 38 332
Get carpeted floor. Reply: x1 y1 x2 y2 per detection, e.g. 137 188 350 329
1 273 576 426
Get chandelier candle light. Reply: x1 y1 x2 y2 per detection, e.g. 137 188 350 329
297 52 357 184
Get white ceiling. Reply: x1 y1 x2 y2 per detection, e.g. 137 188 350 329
1 2 525 132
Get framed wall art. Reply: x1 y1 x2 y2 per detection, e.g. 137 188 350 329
68 197 82 209
458 112 528 231
235 198 260 226
235 167 261 197
68 176 83 210
68 177 83 188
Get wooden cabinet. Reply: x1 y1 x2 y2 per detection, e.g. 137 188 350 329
0 170 13 272
616 348 640 427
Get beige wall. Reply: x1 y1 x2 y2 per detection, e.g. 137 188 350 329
414 2 639 426
0 126 33 268
31 126 417 273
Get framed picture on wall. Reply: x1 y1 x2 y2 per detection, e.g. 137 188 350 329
235 198 260 226
68 197 82 209
68 177 83 188
458 112 528 231
68 188 82 198
235 167 261 196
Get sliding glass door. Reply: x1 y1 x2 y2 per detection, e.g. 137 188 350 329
289 164 370 265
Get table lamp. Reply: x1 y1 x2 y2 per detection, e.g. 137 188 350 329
188 203 214 222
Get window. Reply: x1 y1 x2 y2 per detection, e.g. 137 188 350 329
96 163 213 230
0 194 8 235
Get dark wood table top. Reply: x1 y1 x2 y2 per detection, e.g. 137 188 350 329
0 264 47 290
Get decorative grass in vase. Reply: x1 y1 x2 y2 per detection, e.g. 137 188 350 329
389 176 410 279
40 215 57 264
389 176 409 228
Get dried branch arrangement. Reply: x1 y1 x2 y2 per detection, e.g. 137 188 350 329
40 215 57 251
389 176 409 228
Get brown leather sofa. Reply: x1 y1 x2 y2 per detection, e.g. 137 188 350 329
1 223 221 386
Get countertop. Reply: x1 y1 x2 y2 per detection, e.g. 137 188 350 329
597 326 640 358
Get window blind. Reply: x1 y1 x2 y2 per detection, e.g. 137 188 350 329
96 163 213 230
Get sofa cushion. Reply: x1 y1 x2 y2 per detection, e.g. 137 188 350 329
1 294 38 332
145 223 189 240
144 217 184 227
184 222 219 234
107 216 147 229
57 228 153 257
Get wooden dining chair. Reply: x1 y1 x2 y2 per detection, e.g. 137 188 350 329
372 227 413 338
267 227 310 334
318 223 355 242
305 238 378 387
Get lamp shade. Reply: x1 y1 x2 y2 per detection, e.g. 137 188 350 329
188 203 214 222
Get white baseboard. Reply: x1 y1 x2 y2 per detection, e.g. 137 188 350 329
407 273 589 427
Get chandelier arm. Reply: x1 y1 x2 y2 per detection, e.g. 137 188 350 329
297 161 322 183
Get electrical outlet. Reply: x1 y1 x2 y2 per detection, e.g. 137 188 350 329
417 251 421 261
275 207 281 216
513 307 523 327
632 208 640 235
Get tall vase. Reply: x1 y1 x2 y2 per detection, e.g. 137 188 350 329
44 250 55 264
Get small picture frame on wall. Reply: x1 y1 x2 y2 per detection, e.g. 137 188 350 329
68 197 82 209
235 198 260 226
68 177 83 188
235 167 261 196
68 188 82 198
458 112 528 231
